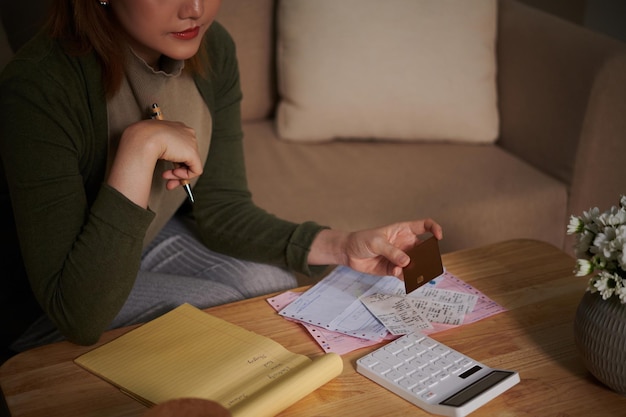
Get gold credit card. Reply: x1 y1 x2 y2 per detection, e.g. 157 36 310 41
403 235 443 294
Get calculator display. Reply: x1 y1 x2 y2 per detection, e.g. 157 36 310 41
439 370 515 407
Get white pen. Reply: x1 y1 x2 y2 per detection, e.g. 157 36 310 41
150 103 195 204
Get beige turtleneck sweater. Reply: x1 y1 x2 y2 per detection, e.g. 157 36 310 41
106 48 212 246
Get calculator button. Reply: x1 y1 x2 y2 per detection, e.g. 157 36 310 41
438 371 451 381
396 336 415 347
412 384 428 395
396 364 416 375
425 377 439 388
419 338 437 348
412 370 430 383
358 356 379 368
420 351 438 362
446 352 464 362
408 358 428 369
385 370 405 382
407 345 426 356
458 358 473 368
373 351 404 367
421 390 437 401
384 344 403 355
422 364 440 376
398 377 418 390
432 345 450 355
448 364 462 374
433 358 453 369
372 363 390 374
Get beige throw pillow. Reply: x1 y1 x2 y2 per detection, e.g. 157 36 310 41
276 0 499 143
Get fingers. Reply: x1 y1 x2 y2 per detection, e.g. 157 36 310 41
321 219 443 279
425 218 444 240
162 164 203 192
162 163 203 182
407 218 443 240
375 218 443 275
369 237 411 270
391 265 404 278
148 120 203 181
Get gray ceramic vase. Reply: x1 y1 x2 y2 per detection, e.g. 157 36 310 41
574 291 626 395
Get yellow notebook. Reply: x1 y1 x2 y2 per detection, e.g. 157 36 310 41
75 303 343 417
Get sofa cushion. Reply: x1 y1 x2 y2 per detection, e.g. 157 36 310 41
275 0 499 144
243 121 567 253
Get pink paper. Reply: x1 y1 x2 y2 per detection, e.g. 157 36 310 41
267 272 506 355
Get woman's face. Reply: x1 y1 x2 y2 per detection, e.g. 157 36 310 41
109 0 222 68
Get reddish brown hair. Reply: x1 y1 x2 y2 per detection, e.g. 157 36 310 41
47 0 207 96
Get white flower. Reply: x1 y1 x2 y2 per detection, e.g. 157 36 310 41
582 207 601 232
574 231 595 257
599 206 626 227
567 215 585 235
575 259 593 276
570 197 626 304
619 248 626 272
617 285 626 304
613 275 625 304
593 227 618 261
592 271 616 300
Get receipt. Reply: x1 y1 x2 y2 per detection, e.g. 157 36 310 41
360 294 433 335
361 288 478 335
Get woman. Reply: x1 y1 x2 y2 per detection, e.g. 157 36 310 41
0 0 442 354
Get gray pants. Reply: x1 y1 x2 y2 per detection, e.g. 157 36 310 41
11 216 297 351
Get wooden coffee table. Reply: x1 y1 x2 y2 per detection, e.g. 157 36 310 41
1 239 625 416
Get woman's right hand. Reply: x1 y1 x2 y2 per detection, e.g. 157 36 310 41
106 119 203 208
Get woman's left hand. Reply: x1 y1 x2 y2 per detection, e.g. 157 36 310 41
309 218 443 277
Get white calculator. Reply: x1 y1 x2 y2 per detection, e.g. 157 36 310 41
356 332 520 417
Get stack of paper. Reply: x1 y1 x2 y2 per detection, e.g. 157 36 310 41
273 266 506 354
75 304 343 417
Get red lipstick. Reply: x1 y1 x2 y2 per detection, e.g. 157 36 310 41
172 26 200 40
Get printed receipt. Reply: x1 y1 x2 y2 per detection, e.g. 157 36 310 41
361 288 478 336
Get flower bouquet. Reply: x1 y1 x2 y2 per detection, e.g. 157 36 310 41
567 196 626 304
569 196 626 394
